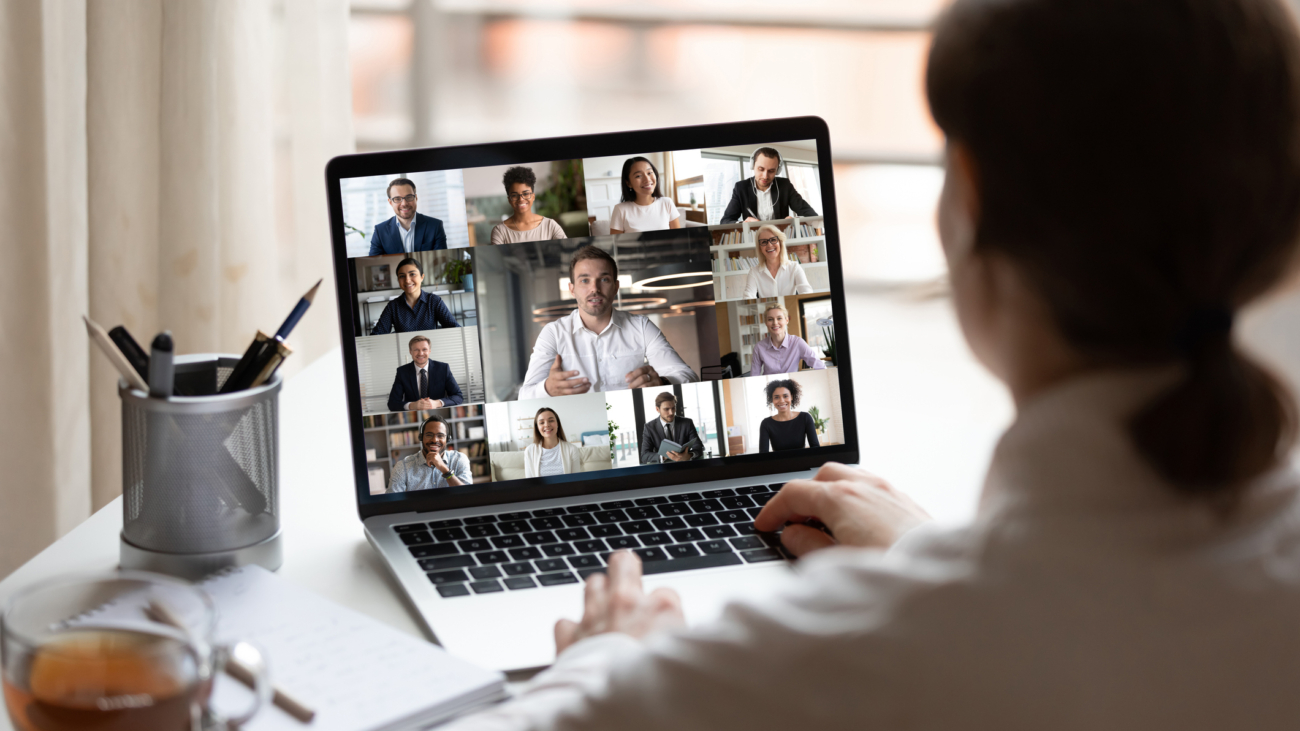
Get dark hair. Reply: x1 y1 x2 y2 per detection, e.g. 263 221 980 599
420 414 447 439
569 245 618 281
619 156 662 202
503 166 537 193
765 379 802 409
751 147 783 173
532 407 568 445
395 257 422 275
654 392 677 409
927 0 1300 500
386 177 417 199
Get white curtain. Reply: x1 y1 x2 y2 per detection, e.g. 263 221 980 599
0 0 352 577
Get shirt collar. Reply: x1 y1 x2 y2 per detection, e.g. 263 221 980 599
399 214 416 232
413 361 428 373
400 290 431 311
567 306 626 335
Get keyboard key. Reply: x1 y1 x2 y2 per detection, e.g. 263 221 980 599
669 492 702 503
529 516 564 531
556 528 590 542
499 520 531 534
699 540 732 554
767 484 787 492
567 503 600 513
730 536 764 551
408 543 458 559
577 568 606 580
641 552 742 574
688 499 724 513
622 520 654 534
469 565 502 579
590 524 623 538
732 522 757 535
746 507 763 518
531 507 566 517
432 528 468 542
427 569 469 585
652 517 686 531
465 524 500 538
594 510 628 523
670 528 704 543
640 532 672 546
561 513 597 527
702 488 736 498
666 543 700 559
419 555 475 571
538 572 580 586
684 513 718 527
625 506 661 520
535 559 568 573
541 543 575 557
394 523 428 532
428 518 464 529
721 496 755 509
475 550 508 564
501 562 535 576
702 525 735 539
760 533 783 548
498 512 530 521
523 531 559 545
575 539 606 553
735 485 767 495
437 584 470 598
599 500 633 509
607 535 640 550
633 496 669 506
508 547 544 561
751 493 775 506
463 515 497 525
568 554 602 569
659 503 691 516
400 531 433 546
633 547 668 562
504 577 537 590
740 548 783 563
490 535 524 549
717 510 749 524
457 538 492 553
470 580 504 594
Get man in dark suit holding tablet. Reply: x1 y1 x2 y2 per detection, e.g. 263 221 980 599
388 335 464 412
639 392 703 464
370 178 448 255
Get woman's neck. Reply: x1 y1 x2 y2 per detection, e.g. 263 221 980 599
769 331 787 348
509 211 539 226
542 435 560 449
635 193 655 206
773 409 797 422
404 289 421 306
766 257 782 276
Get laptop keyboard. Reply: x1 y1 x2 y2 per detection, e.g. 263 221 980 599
392 485 793 597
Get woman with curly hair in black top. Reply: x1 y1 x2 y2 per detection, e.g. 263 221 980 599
758 378 819 453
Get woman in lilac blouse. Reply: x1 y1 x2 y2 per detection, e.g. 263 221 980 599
750 304 827 376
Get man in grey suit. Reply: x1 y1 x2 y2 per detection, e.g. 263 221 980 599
639 392 704 464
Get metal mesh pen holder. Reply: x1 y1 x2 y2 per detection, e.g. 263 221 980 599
119 353 283 579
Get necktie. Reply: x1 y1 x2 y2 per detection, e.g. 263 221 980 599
419 368 428 399
664 422 673 443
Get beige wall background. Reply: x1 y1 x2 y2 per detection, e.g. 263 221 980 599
0 0 353 579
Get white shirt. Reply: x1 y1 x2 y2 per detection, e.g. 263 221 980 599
446 368 1300 730
538 445 565 477
741 260 814 298
609 197 679 232
399 215 416 253
518 309 697 400
755 180 775 221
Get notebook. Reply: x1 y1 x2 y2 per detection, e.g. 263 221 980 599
72 565 506 731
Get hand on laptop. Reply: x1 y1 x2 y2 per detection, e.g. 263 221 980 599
554 551 684 654
545 355 591 396
754 463 932 556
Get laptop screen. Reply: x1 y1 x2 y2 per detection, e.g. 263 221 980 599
333 130 852 509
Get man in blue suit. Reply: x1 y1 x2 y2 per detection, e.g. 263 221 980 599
369 178 448 255
387 335 465 412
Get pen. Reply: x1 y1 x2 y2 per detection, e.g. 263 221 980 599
84 315 150 393
220 331 272 394
275 279 322 340
148 332 174 399
221 279 321 393
108 325 150 382
250 339 293 388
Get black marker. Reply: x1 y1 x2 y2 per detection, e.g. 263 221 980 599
148 332 174 399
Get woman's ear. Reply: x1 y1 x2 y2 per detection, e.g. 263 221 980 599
938 141 981 265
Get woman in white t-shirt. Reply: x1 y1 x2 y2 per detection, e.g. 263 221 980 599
741 224 814 298
609 157 682 234
523 407 582 478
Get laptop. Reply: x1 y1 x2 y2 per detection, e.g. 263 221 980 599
324 117 856 671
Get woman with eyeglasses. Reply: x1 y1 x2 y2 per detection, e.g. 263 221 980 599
609 157 682 234
741 224 813 298
490 166 568 245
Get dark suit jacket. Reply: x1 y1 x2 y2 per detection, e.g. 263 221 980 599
387 360 464 412
369 212 447 256
719 177 818 224
640 416 704 464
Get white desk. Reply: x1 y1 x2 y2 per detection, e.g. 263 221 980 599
0 291 1010 729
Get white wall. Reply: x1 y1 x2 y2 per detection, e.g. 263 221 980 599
485 391 608 452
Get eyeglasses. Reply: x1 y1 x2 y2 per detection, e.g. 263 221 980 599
758 237 781 247
507 191 535 201
389 194 417 204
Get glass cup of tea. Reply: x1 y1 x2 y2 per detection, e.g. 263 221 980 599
2 571 269 731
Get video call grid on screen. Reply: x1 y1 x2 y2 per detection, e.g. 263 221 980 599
336 137 847 500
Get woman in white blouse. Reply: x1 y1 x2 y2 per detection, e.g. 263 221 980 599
741 224 813 298
448 0 1300 728
608 157 682 234
523 407 582 478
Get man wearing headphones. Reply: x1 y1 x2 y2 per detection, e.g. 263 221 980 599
719 147 820 224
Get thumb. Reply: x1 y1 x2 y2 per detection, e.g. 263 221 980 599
552 354 564 371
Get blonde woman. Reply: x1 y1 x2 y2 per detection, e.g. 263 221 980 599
523 407 583 477
741 224 813 298
751 303 826 376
